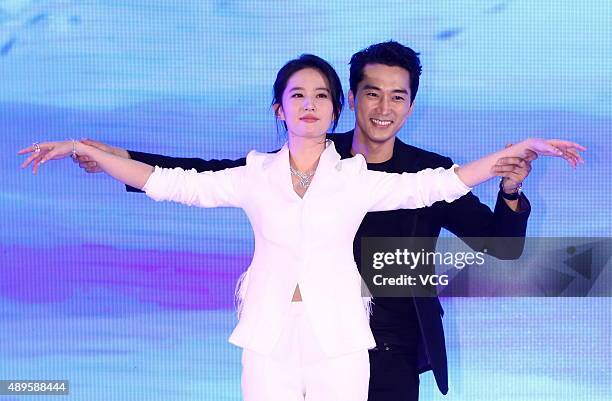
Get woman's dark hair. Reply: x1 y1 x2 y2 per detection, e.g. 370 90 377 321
272 54 344 132
349 41 422 104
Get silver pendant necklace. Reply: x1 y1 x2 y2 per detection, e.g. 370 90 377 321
290 166 315 189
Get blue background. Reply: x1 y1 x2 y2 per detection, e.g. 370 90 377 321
1 1 610 400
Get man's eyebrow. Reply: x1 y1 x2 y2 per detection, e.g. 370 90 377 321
361 84 381 91
361 84 409 95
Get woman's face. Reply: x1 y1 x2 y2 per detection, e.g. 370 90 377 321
276 68 334 140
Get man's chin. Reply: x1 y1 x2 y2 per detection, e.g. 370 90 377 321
364 128 397 144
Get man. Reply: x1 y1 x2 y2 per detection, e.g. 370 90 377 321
74 41 534 400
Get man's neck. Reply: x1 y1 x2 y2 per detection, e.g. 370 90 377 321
350 129 395 163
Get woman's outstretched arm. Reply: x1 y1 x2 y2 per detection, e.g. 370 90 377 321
455 138 585 187
19 140 154 190
361 137 585 213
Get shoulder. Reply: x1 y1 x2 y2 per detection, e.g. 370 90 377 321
245 150 269 167
339 153 368 174
394 139 454 170
327 132 352 144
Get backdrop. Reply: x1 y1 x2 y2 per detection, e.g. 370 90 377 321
1 1 611 400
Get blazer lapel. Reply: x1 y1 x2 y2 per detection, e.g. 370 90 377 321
304 140 343 198
260 143 298 201
261 141 344 200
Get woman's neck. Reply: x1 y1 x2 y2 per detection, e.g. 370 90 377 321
287 134 326 171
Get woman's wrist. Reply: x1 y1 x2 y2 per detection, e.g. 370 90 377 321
75 141 91 157
506 139 532 158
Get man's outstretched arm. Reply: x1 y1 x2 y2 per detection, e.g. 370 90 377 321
73 139 246 192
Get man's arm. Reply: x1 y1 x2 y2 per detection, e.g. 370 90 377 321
126 150 246 192
72 139 247 192
435 137 584 259
438 190 531 259
420 151 530 260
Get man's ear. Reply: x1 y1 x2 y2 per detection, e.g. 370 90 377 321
348 90 356 111
273 103 285 120
407 99 416 117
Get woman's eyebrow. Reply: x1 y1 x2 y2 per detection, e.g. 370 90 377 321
288 87 329 92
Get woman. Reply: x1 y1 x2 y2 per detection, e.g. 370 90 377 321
19 55 584 401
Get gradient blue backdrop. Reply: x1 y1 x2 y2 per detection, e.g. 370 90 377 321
1 1 611 400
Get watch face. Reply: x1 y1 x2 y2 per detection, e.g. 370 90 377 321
500 180 522 198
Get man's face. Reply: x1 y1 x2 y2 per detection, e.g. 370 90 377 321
349 64 415 144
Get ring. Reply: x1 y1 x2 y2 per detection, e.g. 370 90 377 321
33 142 41 153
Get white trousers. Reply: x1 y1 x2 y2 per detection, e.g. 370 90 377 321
241 302 370 401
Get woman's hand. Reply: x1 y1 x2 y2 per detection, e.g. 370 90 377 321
18 141 75 174
72 139 130 173
522 138 586 168
19 139 153 189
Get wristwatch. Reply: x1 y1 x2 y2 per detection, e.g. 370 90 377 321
500 179 522 201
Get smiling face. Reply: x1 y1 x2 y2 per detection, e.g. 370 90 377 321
349 63 415 145
275 68 334 141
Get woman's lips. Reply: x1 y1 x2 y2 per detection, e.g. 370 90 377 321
300 115 320 123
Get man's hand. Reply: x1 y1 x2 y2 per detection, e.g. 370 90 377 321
72 139 130 173
492 143 538 193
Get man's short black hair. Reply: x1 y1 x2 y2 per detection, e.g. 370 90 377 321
349 41 422 104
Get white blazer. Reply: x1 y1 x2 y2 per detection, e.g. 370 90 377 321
143 141 471 357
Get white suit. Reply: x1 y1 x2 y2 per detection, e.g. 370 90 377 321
143 141 470 358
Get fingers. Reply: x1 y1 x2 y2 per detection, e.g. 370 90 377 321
491 167 525 183
563 148 584 165
79 161 101 173
543 142 565 156
523 149 539 162
39 147 64 165
30 149 52 174
19 142 53 172
32 157 45 174
81 138 109 152
17 145 36 155
74 155 91 163
20 151 43 169
550 139 587 152
68 153 101 173
491 164 528 175
21 146 52 172
548 139 586 166
564 148 584 165
495 157 531 167
491 164 530 182
501 172 525 183
558 150 578 168
555 147 583 167
19 140 75 174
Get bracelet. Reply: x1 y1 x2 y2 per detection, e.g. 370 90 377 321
69 139 77 159
499 179 522 201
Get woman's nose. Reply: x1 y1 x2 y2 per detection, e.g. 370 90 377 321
303 97 315 111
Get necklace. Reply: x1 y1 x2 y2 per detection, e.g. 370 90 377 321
290 166 315 189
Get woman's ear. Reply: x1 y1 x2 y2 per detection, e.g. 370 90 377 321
273 103 285 121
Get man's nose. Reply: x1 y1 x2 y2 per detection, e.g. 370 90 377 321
377 96 390 114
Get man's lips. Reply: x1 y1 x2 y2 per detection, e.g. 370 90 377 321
370 118 393 127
